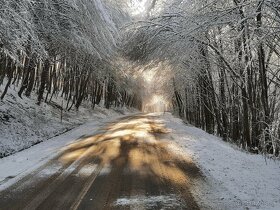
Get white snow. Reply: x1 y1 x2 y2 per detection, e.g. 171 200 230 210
78 164 98 177
0 81 136 189
0 82 135 157
161 113 280 210
0 114 128 190
1 111 279 210
114 194 183 208
99 165 112 176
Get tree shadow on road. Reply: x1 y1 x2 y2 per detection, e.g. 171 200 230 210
59 114 202 209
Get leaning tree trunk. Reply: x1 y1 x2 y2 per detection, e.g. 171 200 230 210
37 59 50 105
1 58 14 100
25 56 36 97
75 73 90 110
256 1 271 153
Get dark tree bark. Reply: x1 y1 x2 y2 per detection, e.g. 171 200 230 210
1 58 14 100
37 59 50 105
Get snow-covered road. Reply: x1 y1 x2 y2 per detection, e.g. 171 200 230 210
0 116 109 190
0 113 279 210
0 114 201 210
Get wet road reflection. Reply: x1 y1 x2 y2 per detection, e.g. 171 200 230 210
0 114 201 210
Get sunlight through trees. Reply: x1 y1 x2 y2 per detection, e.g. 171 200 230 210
1 0 280 157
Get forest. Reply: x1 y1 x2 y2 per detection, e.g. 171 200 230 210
0 0 141 111
1 0 280 158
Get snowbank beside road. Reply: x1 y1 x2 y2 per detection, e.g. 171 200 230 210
0 86 133 158
0 114 128 191
162 113 280 210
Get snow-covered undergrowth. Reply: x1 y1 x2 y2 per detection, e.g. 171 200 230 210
0 85 134 158
0 114 126 190
162 113 280 210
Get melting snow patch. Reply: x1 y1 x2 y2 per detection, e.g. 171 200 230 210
38 164 62 177
78 164 97 177
98 165 112 176
114 194 184 208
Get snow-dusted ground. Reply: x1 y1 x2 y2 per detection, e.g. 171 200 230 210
162 113 280 210
0 114 129 190
0 83 132 157
1 111 279 209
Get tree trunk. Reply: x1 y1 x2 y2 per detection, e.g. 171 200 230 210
37 59 50 105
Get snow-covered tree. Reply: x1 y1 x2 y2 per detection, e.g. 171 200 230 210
122 0 280 156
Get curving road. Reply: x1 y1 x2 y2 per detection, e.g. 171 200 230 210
0 114 202 210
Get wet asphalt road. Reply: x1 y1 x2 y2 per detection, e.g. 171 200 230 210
0 114 202 210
